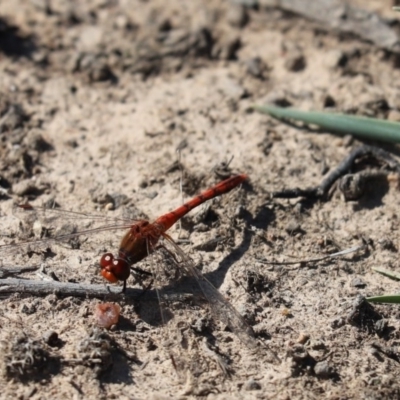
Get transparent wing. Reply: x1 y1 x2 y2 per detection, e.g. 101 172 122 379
160 233 258 349
14 204 135 224
0 204 137 256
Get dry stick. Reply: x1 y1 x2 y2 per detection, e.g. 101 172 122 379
265 0 400 52
0 278 148 299
273 145 400 200
257 244 365 266
0 265 39 278
0 277 195 301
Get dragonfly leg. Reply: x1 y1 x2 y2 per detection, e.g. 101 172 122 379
130 266 152 277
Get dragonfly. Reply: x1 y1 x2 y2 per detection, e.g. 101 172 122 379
5 174 257 348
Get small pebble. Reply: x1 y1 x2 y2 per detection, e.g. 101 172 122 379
243 379 261 391
245 57 266 79
297 332 310 344
314 361 334 378
351 277 366 288
227 5 249 28
94 303 121 329
285 219 301 234
284 53 306 72
374 319 388 335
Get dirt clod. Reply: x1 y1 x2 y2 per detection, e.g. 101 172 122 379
1 332 55 381
76 329 113 378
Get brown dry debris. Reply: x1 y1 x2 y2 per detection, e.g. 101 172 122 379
1 331 59 381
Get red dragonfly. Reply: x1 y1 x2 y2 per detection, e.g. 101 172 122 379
9 174 256 347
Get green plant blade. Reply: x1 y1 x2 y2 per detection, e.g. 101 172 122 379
366 295 400 304
372 267 400 281
253 104 400 144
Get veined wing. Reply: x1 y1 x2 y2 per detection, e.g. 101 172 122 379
14 203 136 224
0 204 137 255
0 223 135 251
161 233 258 349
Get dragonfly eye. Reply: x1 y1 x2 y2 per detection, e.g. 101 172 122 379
100 253 130 282
100 253 114 268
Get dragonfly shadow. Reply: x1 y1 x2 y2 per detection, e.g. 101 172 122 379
129 285 200 328
204 206 275 289
0 17 37 59
100 351 136 385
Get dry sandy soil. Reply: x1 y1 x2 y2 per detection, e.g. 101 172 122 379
0 0 400 399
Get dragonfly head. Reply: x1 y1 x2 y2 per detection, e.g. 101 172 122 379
100 253 130 283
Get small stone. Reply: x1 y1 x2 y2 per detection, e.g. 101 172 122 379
351 277 366 288
338 173 364 200
243 379 261 391
212 33 241 60
146 191 158 200
323 50 347 69
374 319 388 335
245 57 267 79
220 77 247 100
65 139 79 148
314 361 334 378
94 303 121 329
20 303 37 315
90 191 114 205
227 5 249 28
24 131 53 152
289 344 309 361
234 205 248 219
285 219 301 234
89 63 115 83
12 180 43 197
139 179 148 188
114 15 130 30
368 346 380 357
378 238 397 252
0 103 28 131
284 53 306 72
78 26 103 51
191 317 208 333
330 317 345 329
297 332 310 344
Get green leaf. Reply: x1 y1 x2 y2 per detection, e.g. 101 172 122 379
366 295 400 304
253 104 400 144
372 267 400 281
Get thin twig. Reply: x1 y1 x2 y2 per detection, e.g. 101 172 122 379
0 265 39 278
257 244 365 266
0 278 144 299
273 145 400 200
0 277 196 301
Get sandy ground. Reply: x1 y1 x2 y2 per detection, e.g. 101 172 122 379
0 0 400 398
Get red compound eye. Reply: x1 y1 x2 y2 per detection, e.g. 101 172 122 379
100 253 130 282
